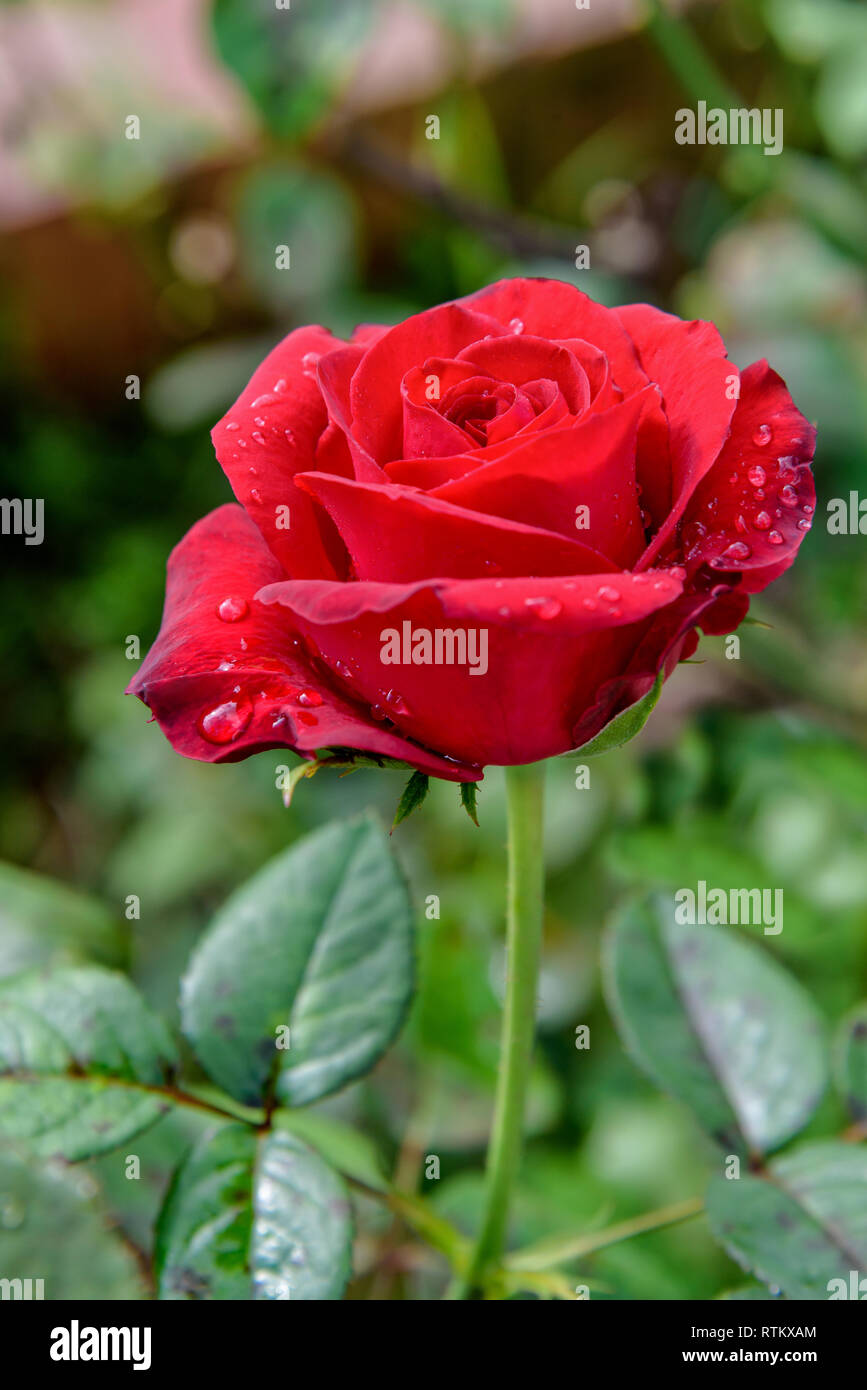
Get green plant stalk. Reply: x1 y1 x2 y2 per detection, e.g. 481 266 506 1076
458 761 546 1296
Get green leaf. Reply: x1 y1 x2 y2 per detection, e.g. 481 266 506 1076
603 895 827 1155
0 966 177 1081
0 1150 147 1299
274 1108 388 1193
393 771 430 828
0 966 178 1159
460 781 480 826
181 814 414 1108
707 1143 867 1300
834 1002 867 1122
571 669 664 759
0 1078 172 1162
156 1124 352 1300
0 861 125 979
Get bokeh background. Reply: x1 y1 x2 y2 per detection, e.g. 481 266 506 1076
1 0 866 1299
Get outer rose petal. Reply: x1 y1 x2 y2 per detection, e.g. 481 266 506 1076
616 303 738 567
681 361 817 593
127 504 478 781
295 473 615 581
257 570 683 765
212 326 351 580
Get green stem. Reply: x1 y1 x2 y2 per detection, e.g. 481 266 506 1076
458 762 546 1296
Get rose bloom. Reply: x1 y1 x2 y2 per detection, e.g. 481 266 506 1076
130 278 816 784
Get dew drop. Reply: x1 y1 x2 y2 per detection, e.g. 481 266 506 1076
597 585 621 602
253 416 267 428
747 465 766 487
752 424 772 447
335 660 354 682
509 317 524 334
778 484 798 507
225 422 239 432
767 530 784 546
753 511 771 530
252 431 266 446
797 518 811 531
802 504 814 516
251 393 276 408
293 688 323 707
537 599 562 620
250 488 262 503
384 688 411 715
217 596 249 623
720 541 752 563
199 695 253 744
735 514 748 534
302 352 320 378
273 378 287 394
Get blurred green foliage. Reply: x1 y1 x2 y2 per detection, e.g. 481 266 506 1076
1 0 866 1298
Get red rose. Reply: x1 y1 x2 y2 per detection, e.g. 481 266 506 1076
129 278 816 783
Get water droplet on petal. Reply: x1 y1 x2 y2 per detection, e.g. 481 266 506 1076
752 424 772 447
225 422 239 432
217 596 249 622
302 352 320 378
199 695 253 744
273 378 287 394
252 431 266 446
778 485 798 507
802 504 814 516
250 488 261 503
293 688 323 707
384 688 411 715
720 541 752 563
735 514 748 533
597 585 620 602
753 511 771 530
767 530 784 545
797 518 811 531
747 465 766 487
537 599 562 620
509 317 524 334
251 393 276 408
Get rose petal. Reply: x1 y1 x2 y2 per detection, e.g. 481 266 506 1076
258 568 685 765
429 390 655 566
460 278 649 397
680 360 816 593
348 302 508 464
455 335 591 414
294 472 615 580
212 326 351 580
128 504 477 780
615 303 738 568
